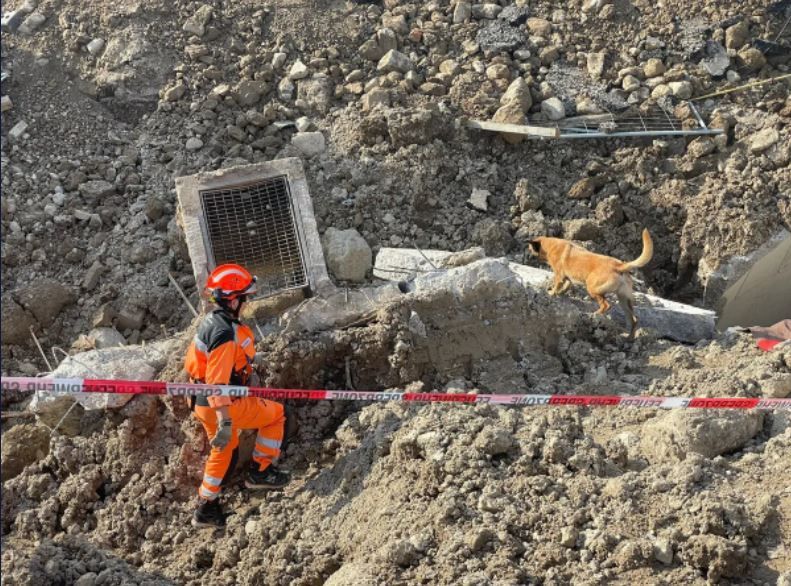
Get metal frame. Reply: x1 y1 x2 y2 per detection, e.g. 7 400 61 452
198 175 311 299
466 101 723 140
175 158 332 308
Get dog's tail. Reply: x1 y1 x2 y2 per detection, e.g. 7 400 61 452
617 229 653 272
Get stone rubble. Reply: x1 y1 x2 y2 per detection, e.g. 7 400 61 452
1 0 790 582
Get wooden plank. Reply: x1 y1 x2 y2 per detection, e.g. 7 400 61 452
463 118 560 138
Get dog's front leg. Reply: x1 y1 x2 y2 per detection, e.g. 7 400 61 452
549 273 565 296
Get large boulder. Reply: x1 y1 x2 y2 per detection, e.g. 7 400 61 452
640 410 763 463
322 228 373 282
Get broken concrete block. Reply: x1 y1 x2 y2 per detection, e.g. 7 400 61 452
282 284 403 334
412 259 525 304
88 327 126 349
288 59 309 80
640 410 763 463
468 188 490 212
761 374 791 399
699 40 730 77
610 294 716 343
587 52 606 79
78 180 115 202
8 120 28 140
362 88 390 111
183 4 212 36
33 339 178 413
1 95 12 112
491 101 527 144
500 77 532 113
92 303 117 328
374 250 717 343
506 262 716 343
86 38 105 55
373 248 452 280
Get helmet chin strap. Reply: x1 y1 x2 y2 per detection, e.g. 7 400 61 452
217 298 242 318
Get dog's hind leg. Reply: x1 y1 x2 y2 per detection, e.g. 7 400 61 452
590 294 610 315
617 290 637 339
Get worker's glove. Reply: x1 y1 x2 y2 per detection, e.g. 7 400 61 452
248 371 261 388
211 420 233 450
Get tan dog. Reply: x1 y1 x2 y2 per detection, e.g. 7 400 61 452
527 229 653 339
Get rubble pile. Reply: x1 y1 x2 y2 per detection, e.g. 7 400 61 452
1 0 790 583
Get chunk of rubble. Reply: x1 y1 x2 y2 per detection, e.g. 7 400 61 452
377 49 414 74
322 227 372 282
639 410 763 463
30 340 180 420
467 188 490 211
8 120 28 140
282 284 403 334
698 40 730 76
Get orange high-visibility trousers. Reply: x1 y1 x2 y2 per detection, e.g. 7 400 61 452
193 397 285 501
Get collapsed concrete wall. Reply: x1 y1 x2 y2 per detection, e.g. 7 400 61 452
714 230 791 330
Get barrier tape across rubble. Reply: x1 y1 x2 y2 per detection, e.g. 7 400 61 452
1 377 789 411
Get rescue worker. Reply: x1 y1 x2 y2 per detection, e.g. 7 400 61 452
185 263 289 528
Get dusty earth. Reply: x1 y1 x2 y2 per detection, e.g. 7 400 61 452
1 0 791 584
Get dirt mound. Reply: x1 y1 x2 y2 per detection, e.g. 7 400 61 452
2 0 791 583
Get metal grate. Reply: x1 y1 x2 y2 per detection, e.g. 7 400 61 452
200 176 308 298
551 101 720 139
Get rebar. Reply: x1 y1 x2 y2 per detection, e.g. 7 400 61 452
167 272 199 318
29 326 54 372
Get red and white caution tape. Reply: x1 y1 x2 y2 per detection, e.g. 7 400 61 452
2 377 789 410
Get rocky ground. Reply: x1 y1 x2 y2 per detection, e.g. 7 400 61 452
1 0 791 584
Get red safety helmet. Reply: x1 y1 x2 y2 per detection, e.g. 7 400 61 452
206 263 258 303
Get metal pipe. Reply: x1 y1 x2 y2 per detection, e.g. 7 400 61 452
688 102 707 130
540 129 723 140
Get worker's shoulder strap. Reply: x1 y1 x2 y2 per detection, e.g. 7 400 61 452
196 310 236 353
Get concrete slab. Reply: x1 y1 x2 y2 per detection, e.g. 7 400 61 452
374 248 716 343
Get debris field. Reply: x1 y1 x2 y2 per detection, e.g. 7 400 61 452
1 0 790 584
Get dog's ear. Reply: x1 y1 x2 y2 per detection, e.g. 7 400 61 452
528 240 541 253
